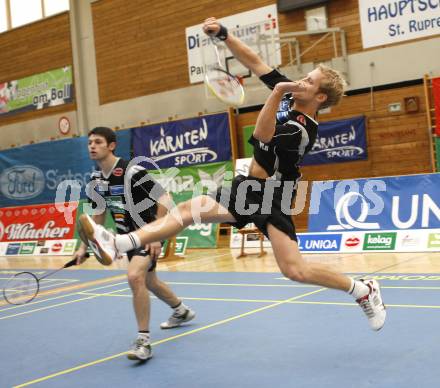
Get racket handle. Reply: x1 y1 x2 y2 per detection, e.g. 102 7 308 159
64 253 90 268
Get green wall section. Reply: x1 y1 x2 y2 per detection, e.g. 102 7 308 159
242 125 255 158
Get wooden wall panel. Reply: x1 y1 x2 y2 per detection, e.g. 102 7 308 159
235 84 433 231
1 1 437 128
92 0 439 104
0 13 75 128
92 0 277 104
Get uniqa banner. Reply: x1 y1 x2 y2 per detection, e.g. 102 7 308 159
308 173 440 232
132 112 232 169
0 66 73 116
0 131 131 207
359 0 440 49
301 116 367 166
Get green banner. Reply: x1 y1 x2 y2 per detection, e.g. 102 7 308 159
172 191 218 248
149 161 233 194
0 66 73 116
149 161 231 248
242 125 255 158
435 136 440 172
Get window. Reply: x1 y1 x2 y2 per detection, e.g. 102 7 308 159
0 0 69 32
10 0 42 28
0 0 7 33
44 0 69 17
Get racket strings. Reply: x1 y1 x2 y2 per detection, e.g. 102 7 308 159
3 272 39 305
206 68 244 105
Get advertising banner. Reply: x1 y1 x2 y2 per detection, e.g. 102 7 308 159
132 113 232 169
295 229 440 254
148 161 233 194
308 173 440 232
0 66 73 116
0 137 92 207
302 116 368 166
359 0 440 49
185 5 280 83
172 191 218 248
0 132 130 207
0 203 76 242
0 239 78 256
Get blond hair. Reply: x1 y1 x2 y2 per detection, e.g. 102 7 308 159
317 64 347 109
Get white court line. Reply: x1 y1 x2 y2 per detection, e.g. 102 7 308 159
0 281 128 313
0 251 228 312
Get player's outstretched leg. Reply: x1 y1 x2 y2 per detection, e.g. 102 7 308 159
267 224 386 331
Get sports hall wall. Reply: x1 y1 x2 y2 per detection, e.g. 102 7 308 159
0 0 439 233
0 13 75 144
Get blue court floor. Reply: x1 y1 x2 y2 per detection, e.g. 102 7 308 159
1 269 439 388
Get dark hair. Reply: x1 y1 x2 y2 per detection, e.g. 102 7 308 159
88 127 117 146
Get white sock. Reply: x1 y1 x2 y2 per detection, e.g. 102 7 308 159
348 278 370 299
173 301 187 315
138 331 150 343
115 233 141 253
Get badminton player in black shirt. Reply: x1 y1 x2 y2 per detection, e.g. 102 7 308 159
80 21 386 332
74 127 195 361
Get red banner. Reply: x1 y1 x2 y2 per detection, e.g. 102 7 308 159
0 203 77 242
433 77 440 136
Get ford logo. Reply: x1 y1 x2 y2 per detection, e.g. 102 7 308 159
0 165 45 200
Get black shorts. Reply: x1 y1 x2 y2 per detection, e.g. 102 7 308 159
209 174 298 241
126 248 157 272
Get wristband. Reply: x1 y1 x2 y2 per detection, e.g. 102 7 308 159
216 24 228 41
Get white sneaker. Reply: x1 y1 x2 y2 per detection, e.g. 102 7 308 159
127 337 153 361
160 307 196 329
78 214 117 266
356 279 386 331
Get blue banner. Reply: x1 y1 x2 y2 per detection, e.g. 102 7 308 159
132 113 232 169
297 233 342 252
308 173 440 232
0 132 131 207
115 129 131 160
301 116 367 166
0 138 92 207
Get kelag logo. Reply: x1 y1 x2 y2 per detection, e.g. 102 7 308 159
363 233 396 250
19 242 36 255
298 234 342 252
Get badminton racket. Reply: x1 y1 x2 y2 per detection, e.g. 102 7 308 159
204 37 245 106
2 253 89 305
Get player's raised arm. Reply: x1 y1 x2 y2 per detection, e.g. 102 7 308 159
203 17 273 77
254 81 306 143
